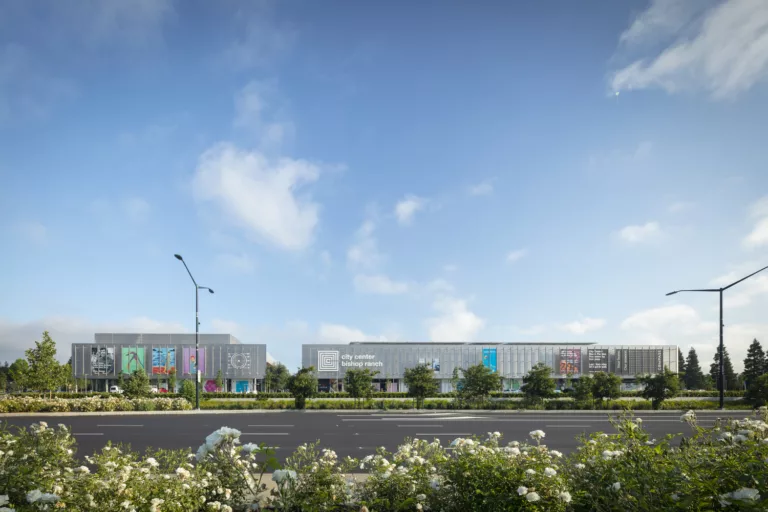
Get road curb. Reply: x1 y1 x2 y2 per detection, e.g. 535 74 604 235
0 408 752 418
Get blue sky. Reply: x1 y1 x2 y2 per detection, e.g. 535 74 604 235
1 0 767 371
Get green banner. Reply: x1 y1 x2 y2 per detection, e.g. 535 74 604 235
121 347 145 373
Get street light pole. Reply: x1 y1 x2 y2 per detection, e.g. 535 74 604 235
666 263 768 410
174 254 214 411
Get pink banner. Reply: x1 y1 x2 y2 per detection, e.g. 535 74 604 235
182 347 206 375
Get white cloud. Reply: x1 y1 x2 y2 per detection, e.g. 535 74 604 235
193 142 321 251
506 249 527 263
468 180 494 196
560 317 607 335
711 264 768 308
318 323 386 343
668 201 695 213
347 220 382 269
621 304 705 332
13 220 47 245
0 315 187 364
443 264 458 272
426 295 485 342
394 195 426 225
611 0 768 98
744 196 768 248
618 221 661 243
214 253 255 274
233 81 294 148
353 274 409 295
425 279 455 294
510 325 548 336
122 197 150 222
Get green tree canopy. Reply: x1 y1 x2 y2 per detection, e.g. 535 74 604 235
683 347 706 390
180 379 196 403
591 372 622 401
678 348 686 380
8 359 29 391
743 339 765 388
639 368 679 410
709 347 738 392
287 367 318 409
745 373 768 407
344 368 379 404
123 369 152 398
572 375 594 405
458 363 502 403
521 363 555 406
215 369 224 392
403 364 439 409
167 368 177 393
25 331 65 396
265 363 290 392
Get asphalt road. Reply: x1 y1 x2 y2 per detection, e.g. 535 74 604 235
0 410 751 462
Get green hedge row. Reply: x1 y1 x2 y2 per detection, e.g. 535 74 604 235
200 398 754 411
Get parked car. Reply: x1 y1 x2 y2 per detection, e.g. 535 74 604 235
150 386 159 393
109 385 122 393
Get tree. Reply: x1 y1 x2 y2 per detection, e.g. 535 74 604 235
123 369 151 398
745 373 768 406
287 367 318 409
76 378 88 392
215 369 224 392
521 364 555 406
591 372 622 401
450 367 460 393
572 375 594 406
458 363 502 404
709 346 738 392
639 368 679 410
0 373 6 393
265 363 290 392
25 331 65 397
117 371 125 391
180 379 196 403
9 359 29 391
344 368 379 405
678 348 686 382
62 363 75 392
403 364 439 409
683 348 706 390
743 339 765 388
167 368 177 393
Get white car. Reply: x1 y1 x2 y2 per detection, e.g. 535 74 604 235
109 385 122 393
150 386 159 393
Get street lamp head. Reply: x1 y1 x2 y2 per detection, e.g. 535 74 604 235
208 288 214 294
665 291 678 296
174 254 183 261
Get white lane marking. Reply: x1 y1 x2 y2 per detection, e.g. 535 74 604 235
247 425 294 427
73 433 104 436
397 425 444 428
96 424 143 427
240 433 290 436
416 433 471 436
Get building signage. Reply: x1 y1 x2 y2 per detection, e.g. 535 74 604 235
587 348 609 373
340 354 384 368
482 348 497 372
316 350 384 371
559 349 581 374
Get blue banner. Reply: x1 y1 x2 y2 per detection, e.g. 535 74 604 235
482 348 497 372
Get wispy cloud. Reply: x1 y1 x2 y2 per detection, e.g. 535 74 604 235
193 142 321 251
318 323 386 343
618 221 661 244
215 253 255 275
394 195 426 225
122 197 151 222
426 295 485 342
221 3 296 70
560 317 607 335
744 195 768 248
468 180 494 196
353 274 409 295
611 0 768 99
13 220 47 245
506 249 527 263
347 220 383 270
668 201 695 213
233 81 294 149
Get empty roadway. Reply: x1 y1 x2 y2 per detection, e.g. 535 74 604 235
0 410 751 461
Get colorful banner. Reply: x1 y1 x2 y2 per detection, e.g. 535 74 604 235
235 380 249 393
151 347 176 375
482 348 497 372
182 347 206 375
121 347 145 373
432 358 440 371
204 380 219 392
559 348 581 374
91 347 115 375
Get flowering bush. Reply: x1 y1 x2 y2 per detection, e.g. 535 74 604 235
0 408 767 511
0 396 191 413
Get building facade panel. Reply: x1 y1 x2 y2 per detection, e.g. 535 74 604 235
302 343 678 387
